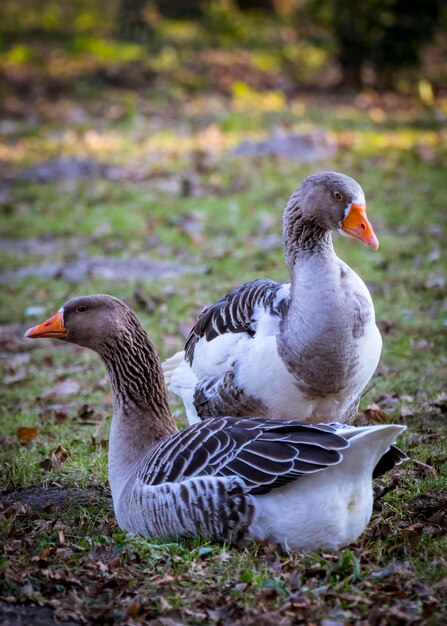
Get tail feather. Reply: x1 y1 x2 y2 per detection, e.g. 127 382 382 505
373 444 408 479
333 424 407 477
162 353 200 425
162 351 186 387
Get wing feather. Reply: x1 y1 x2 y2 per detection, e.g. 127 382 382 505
233 451 295 475
185 279 289 364
139 417 349 495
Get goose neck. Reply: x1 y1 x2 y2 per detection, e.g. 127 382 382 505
97 319 177 491
283 210 334 275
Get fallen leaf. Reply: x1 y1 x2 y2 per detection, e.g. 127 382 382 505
16 426 39 444
38 407 69 424
400 405 414 418
40 444 71 471
434 392 447 408
377 320 395 335
4 370 28 385
127 601 140 618
413 459 437 476
407 433 441 445
51 444 70 468
159 596 173 611
426 510 447 528
376 393 400 408
78 404 95 421
404 523 424 550
39 458 53 471
363 404 391 423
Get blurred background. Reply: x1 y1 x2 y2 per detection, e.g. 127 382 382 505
1 0 446 103
1 5 447 622
0 0 446 357
1 0 446 175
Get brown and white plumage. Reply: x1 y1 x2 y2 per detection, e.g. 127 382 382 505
26 295 406 551
164 171 382 425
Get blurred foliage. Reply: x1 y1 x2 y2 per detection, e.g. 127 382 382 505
0 0 446 101
306 0 446 89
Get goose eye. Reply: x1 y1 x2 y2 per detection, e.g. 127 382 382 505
76 305 87 313
333 191 343 202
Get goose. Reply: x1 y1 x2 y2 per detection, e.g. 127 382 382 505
26 295 406 551
163 171 382 425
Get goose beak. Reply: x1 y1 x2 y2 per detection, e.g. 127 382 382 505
341 203 379 251
25 311 67 339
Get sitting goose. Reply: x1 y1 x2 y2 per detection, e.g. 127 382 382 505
164 171 382 425
26 295 406 551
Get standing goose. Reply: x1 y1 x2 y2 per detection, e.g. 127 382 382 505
164 171 382 425
26 295 406 551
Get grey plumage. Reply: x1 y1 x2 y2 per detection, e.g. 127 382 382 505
166 171 382 425
26 294 406 551
185 279 285 364
122 417 350 542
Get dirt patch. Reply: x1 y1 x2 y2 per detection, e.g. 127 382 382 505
0 484 111 513
0 601 79 626
0 256 205 283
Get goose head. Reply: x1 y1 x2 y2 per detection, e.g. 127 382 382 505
286 171 379 251
25 294 133 351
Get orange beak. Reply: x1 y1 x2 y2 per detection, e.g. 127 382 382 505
341 203 379 251
25 311 67 339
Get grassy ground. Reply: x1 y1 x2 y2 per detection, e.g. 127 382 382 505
1 14 447 624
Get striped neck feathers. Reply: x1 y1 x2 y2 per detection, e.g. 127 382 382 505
97 309 177 442
282 191 334 274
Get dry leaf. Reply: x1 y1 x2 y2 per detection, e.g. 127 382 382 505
51 444 70 467
404 523 424 550
400 405 414 418
413 459 437 476
434 392 447 408
127 601 140 618
39 458 53 471
363 404 390 423
407 433 441 445
4 370 28 385
426 510 447 528
16 426 39 444
40 444 71 471
78 404 95 421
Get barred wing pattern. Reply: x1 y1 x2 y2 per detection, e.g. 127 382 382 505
182 279 291 418
185 279 289 365
140 418 348 492
121 419 349 543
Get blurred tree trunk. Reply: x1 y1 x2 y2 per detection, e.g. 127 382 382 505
118 0 153 42
306 0 444 90
235 0 277 11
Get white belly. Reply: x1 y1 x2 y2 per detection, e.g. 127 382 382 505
235 321 381 422
250 471 373 551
